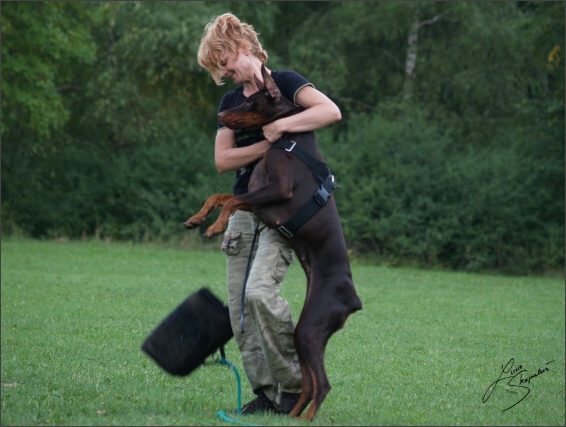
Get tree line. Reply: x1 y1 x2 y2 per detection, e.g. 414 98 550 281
1 1 564 275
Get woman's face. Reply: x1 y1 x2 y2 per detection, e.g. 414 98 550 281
218 48 252 84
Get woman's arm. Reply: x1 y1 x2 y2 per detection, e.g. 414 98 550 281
214 85 341 173
261 85 341 143
214 128 272 173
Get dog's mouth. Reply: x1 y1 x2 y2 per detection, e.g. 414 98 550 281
219 113 270 130
217 112 234 127
224 118 245 129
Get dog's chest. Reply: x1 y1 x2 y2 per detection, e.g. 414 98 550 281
249 149 291 190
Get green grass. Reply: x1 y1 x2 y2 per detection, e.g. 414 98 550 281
1 238 564 426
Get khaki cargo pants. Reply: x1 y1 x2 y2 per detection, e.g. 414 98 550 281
222 210 302 406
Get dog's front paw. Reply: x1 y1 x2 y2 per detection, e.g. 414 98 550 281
184 217 204 229
203 224 224 238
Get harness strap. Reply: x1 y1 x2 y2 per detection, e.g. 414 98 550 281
272 139 330 181
272 140 337 238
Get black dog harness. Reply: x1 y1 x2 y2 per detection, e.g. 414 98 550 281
271 139 338 238
240 139 338 333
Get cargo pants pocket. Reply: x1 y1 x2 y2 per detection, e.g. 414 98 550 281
222 231 243 256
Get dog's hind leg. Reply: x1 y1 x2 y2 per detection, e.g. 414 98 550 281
289 343 313 418
294 327 331 421
292 294 350 421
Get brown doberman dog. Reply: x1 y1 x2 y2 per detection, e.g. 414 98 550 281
184 65 362 421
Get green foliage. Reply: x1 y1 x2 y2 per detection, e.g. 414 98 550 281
285 2 450 108
332 103 564 275
332 108 465 264
70 1 228 149
1 2 100 144
1 124 231 241
1 1 564 275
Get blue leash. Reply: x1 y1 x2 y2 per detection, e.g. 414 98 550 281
218 220 261 426
215 356 242 414
240 220 261 334
217 410 259 426
214 354 259 426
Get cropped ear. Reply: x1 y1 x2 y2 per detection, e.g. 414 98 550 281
254 73 264 91
261 63 281 102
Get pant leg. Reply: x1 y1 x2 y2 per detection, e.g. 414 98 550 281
223 210 278 401
245 224 303 396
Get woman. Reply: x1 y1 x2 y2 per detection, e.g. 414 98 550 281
197 13 341 415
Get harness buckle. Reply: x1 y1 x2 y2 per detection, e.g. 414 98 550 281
313 185 331 206
285 141 297 152
278 225 294 238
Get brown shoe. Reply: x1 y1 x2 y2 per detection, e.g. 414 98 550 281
239 389 276 415
279 391 302 414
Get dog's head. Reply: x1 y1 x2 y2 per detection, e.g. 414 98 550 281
218 64 302 129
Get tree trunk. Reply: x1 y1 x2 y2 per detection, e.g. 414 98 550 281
403 9 442 102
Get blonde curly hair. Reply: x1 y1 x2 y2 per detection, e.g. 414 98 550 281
197 13 268 85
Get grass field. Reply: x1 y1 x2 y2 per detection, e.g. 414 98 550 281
1 238 564 426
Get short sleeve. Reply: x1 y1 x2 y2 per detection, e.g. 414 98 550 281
272 70 315 106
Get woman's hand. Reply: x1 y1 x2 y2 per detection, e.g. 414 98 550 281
262 121 284 144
